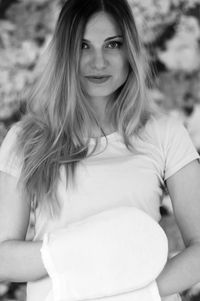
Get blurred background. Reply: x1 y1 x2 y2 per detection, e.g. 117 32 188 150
0 0 200 300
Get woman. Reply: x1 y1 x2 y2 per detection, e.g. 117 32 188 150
0 0 200 300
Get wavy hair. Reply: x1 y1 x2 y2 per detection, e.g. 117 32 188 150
18 0 154 216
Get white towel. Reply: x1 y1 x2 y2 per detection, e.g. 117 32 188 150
41 207 168 301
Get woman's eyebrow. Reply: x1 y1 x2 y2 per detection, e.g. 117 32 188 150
82 35 123 43
105 35 123 41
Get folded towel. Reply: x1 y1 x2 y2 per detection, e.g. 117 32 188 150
41 206 168 301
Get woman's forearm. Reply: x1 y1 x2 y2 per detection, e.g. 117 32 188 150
0 240 47 282
157 242 200 297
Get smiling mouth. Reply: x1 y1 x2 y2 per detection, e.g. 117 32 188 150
85 76 111 84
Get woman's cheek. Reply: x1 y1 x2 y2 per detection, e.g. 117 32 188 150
80 53 91 69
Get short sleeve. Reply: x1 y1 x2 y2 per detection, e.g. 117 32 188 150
0 124 22 178
162 117 200 180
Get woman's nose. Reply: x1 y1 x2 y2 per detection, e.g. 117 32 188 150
91 50 107 70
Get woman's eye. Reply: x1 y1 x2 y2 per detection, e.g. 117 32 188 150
106 41 122 49
81 42 89 50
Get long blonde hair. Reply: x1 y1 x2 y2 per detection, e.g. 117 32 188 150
18 0 154 216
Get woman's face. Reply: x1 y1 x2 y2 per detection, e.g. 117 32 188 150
79 12 129 102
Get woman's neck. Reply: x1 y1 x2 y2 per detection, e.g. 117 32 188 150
89 96 116 137
90 125 116 138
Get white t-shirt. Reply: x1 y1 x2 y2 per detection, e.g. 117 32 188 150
0 115 199 301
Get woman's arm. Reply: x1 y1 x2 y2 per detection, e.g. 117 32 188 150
157 159 200 297
0 171 47 282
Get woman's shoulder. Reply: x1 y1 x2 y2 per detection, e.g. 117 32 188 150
136 112 191 154
0 122 22 149
143 112 184 140
146 112 181 130
0 122 23 178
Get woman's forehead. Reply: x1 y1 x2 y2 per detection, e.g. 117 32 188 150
83 12 122 41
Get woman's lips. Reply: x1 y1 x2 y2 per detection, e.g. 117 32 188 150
85 76 111 84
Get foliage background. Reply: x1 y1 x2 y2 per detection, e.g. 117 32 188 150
0 0 200 300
